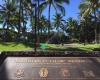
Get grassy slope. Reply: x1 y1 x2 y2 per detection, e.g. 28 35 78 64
0 42 100 51
46 43 100 51
0 42 33 51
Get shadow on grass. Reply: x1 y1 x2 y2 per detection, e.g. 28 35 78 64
0 42 11 46
46 47 87 51
0 42 34 48
93 48 100 51
22 42 34 48
11 42 34 48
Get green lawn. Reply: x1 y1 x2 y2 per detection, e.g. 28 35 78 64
41 43 100 52
0 42 33 51
0 42 100 51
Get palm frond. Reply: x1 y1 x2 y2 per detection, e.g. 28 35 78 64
56 3 65 16
62 0 70 4
55 0 70 4
39 2 47 14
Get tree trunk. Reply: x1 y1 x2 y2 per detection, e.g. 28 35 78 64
5 21 9 42
48 4 51 39
17 0 22 41
98 23 100 43
34 4 37 52
41 28 42 35
5 0 10 42
37 0 40 45
94 11 98 43
22 2 26 42
83 21 86 45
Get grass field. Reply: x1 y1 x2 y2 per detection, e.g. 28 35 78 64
0 42 33 51
40 43 100 51
0 42 100 51
45 43 100 51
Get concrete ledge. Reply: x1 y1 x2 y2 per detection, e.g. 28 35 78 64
0 51 100 70
0 51 100 57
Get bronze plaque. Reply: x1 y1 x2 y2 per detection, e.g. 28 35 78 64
0 57 100 80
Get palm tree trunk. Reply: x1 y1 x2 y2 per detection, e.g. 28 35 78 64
98 22 100 43
94 11 97 43
37 0 40 44
99 30 100 43
21 2 26 41
34 4 37 52
83 21 86 45
6 21 9 42
5 0 10 42
40 28 42 35
18 0 21 41
48 4 51 38
85 19 88 43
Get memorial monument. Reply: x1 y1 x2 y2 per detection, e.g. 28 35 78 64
0 0 100 80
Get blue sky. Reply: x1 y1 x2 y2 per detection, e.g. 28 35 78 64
42 0 81 20
0 0 81 28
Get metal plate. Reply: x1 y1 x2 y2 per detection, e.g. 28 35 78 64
0 57 100 80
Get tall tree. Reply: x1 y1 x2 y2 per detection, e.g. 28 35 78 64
53 13 66 44
67 17 79 42
53 13 64 32
79 0 100 43
39 16 48 34
40 0 70 37
0 0 17 41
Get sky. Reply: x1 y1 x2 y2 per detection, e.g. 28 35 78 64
42 0 81 20
0 0 81 28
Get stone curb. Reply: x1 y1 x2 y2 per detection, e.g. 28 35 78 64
0 51 100 57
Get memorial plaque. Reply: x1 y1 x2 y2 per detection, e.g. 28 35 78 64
0 57 100 80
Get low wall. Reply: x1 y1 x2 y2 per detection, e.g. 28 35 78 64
0 51 100 57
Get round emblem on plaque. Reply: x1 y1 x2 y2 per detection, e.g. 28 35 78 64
39 68 48 78
15 69 24 78
60 68 70 77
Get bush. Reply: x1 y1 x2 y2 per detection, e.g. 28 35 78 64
70 38 79 43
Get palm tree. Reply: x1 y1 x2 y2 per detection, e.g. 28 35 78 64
40 0 70 37
12 0 32 41
39 16 47 34
79 0 100 43
53 13 64 32
0 0 17 41
53 13 66 44
67 17 79 41
80 15 97 43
